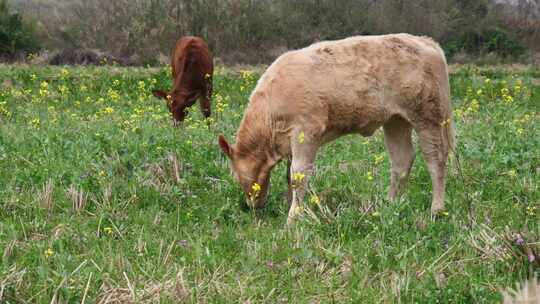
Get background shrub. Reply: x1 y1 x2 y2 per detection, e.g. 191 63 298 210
0 0 40 59
7 0 538 65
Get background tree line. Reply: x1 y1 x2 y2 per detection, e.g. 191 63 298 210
2 0 540 65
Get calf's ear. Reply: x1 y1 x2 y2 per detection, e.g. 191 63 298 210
218 134 232 158
152 90 168 99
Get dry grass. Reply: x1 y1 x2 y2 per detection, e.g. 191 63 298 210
67 184 88 213
503 278 540 304
38 179 54 210
97 271 190 304
0 266 27 303
138 153 183 195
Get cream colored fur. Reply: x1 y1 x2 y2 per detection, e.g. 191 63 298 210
219 33 454 223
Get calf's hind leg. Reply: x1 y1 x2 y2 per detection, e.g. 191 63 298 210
383 116 415 200
416 125 449 215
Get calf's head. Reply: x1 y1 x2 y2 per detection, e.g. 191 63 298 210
152 90 187 123
218 134 275 209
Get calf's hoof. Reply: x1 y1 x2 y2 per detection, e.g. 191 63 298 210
430 205 445 221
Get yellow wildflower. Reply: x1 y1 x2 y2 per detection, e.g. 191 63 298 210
374 154 384 165
252 182 261 193
30 117 40 128
298 131 305 143
104 227 113 235
44 248 54 258
310 195 320 205
107 88 120 101
138 81 146 91
292 172 305 182
366 172 373 181
249 182 262 201
58 85 69 95
468 99 479 113
503 95 514 104
39 81 49 97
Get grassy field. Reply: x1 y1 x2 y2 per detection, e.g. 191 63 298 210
0 63 539 303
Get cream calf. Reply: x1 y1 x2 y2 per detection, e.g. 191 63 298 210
219 33 455 223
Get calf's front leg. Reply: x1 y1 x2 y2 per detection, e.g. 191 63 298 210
287 141 317 225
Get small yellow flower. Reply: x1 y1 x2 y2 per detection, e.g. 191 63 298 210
310 195 320 205
374 154 384 165
240 70 253 80
371 211 380 217
104 227 113 235
484 78 491 84
441 211 449 216
30 117 40 128
251 182 261 193
440 118 451 127
454 108 464 119
526 206 537 216
58 85 69 95
44 248 54 258
298 131 305 144
366 172 373 181
249 182 262 201
295 205 304 215
138 81 146 91
292 172 305 182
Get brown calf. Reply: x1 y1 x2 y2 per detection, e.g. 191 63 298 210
153 36 213 124
218 34 455 224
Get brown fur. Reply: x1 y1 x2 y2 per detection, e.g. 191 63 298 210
219 34 455 222
153 36 213 124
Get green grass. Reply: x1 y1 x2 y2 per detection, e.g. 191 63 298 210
0 63 538 303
